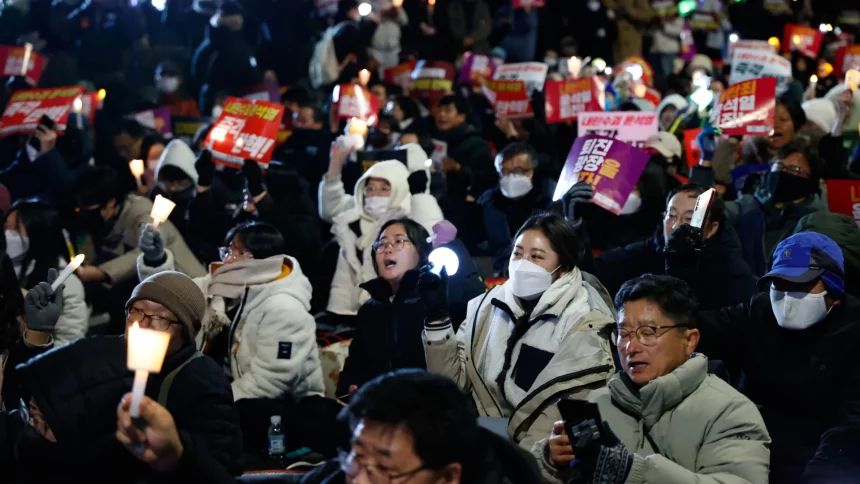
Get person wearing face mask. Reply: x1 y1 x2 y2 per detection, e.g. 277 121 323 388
695 232 860 483
478 143 553 273
319 143 443 317
423 212 617 462
153 60 201 118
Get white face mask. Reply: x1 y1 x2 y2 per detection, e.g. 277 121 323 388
544 56 558 68
211 105 224 119
5 229 29 277
508 259 559 301
587 0 601 12
156 76 180 94
770 285 831 330
499 174 533 199
364 196 390 218
620 192 642 215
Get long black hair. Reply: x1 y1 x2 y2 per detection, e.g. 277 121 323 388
371 218 431 275
9 199 71 290
510 212 582 274
0 223 24 353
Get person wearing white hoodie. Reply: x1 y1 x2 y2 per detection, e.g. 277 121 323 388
655 94 689 133
137 221 324 402
319 142 444 316
367 0 409 70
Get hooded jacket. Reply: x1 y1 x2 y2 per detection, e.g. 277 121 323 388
536 354 770 484
319 160 443 315
423 268 616 473
430 122 495 200
655 94 688 131
139 254 325 402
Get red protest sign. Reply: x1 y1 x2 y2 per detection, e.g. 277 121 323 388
783 24 824 59
710 78 777 137
0 86 84 137
835 44 860 77
0 45 46 86
513 0 544 7
480 79 532 119
544 78 604 124
616 56 654 86
205 97 285 168
684 128 702 168
384 60 417 92
825 179 860 227
332 84 380 126
410 60 455 100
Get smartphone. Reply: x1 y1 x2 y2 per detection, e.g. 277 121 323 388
690 187 715 229
557 399 605 449
28 115 56 152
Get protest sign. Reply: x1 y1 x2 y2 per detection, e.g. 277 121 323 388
480 79 532 119
544 78 604 123
729 47 792 96
410 60 455 100
173 116 209 145
731 164 769 196
683 128 702 168
0 45 46 86
205 97 284 168
616 56 653 86
493 62 548 93
835 44 860 77
384 60 417 92
688 11 719 33
355 149 408 173
652 0 679 18
710 78 777 136
457 52 496 85
513 0 544 7
577 112 658 150
132 107 173 136
783 23 824 59
0 86 84 136
825 179 860 227
332 84 380 126
553 135 651 215
680 22 697 61
726 39 773 63
430 139 448 167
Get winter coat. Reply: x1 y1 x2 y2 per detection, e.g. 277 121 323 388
51 258 88 346
535 354 770 484
367 3 409 69
650 15 684 54
423 268 616 463
605 0 653 61
273 128 334 192
430 122 495 200
139 254 325 402
319 160 443 316
790 212 860 298
697 293 860 483
580 226 758 310
151 140 239 265
0 149 74 208
192 24 261 112
446 0 493 54
496 3 538 63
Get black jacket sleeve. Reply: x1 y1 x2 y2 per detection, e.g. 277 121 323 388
696 301 755 367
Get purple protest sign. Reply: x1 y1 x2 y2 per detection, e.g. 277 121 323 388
132 107 173 136
552 135 650 215
457 52 496 86
681 21 697 62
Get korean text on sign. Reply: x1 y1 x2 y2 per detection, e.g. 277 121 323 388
729 48 791 96
825 180 860 228
710 78 777 137
0 85 84 136
0 45 46 86
782 23 824 59
333 84 380 126
205 97 284 168
544 78 604 123
493 62 548 93
480 79 532 119
835 45 860 77
576 112 658 149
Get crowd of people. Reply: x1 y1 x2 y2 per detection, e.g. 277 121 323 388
0 0 859 482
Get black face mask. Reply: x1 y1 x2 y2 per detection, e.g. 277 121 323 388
165 186 195 205
764 171 815 203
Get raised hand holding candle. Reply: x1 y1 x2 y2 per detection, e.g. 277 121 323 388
126 322 171 417
150 195 176 229
51 254 85 291
129 159 145 189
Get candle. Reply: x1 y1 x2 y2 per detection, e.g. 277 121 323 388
428 0 435 5
809 74 818 88
20 43 32 76
847 69 860 91
567 57 582 79
129 159 145 189
633 83 647 98
358 69 371 87
347 117 368 136
126 322 171 417
767 37 780 51
51 254 85 291
150 195 176 229
73 97 83 129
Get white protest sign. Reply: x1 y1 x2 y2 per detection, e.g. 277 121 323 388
729 47 792 96
493 62 548 93
576 112 658 150
726 40 773 63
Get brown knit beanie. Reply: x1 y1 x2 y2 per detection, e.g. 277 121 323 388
126 271 206 342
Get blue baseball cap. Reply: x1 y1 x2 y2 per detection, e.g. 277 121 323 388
761 232 845 296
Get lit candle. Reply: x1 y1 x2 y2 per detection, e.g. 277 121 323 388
809 74 818 89
97 89 106 109
767 37 780 51
359 69 371 87
20 43 32 76
428 0 435 5
129 159 145 189
792 34 801 46
73 97 83 129
126 322 171 417
567 57 582 79
847 69 860 91
633 83 647 98
150 195 176 229
51 254 85 291
348 117 368 137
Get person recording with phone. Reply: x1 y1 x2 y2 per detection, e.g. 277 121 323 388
540 274 770 484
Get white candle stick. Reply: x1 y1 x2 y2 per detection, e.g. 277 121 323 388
129 159 145 189
150 194 176 229
126 322 171 418
51 254 85 291
21 43 32 76
130 370 148 417
73 97 83 130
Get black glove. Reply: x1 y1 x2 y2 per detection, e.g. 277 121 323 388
195 149 215 188
663 223 703 272
418 264 449 323
242 159 265 197
139 223 165 265
561 181 593 222
408 170 428 195
570 422 632 484
25 268 65 333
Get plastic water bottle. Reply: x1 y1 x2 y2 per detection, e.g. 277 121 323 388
268 415 286 458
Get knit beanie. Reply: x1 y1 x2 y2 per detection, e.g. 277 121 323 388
126 271 206 342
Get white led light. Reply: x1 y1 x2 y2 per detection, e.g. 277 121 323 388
429 247 459 276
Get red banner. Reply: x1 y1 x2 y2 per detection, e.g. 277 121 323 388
0 45 46 86
783 24 824 59
204 97 285 168
835 44 860 77
513 0 544 7
0 86 84 137
384 60 417 92
684 128 702 168
410 60 455 100
825 179 860 227
332 84 380 126
544 78 604 124
710 78 777 136
480 79 532 119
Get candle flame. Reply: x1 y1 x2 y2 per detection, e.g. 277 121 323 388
73 97 83 111
70 254 85 270
359 69 371 87
129 159 145 177
97 89 107 101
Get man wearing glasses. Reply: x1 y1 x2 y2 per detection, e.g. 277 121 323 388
543 274 770 484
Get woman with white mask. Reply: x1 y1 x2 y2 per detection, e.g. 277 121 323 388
423 212 616 477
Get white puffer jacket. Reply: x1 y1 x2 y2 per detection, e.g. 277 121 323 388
138 253 325 402
319 151 443 315
54 258 88 346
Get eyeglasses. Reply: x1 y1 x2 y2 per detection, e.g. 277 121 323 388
338 450 427 484
372 238 412 252
614 325 690 347
127 307 179 331
772 161 809 178
501 167 532 177
219 246 252 261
